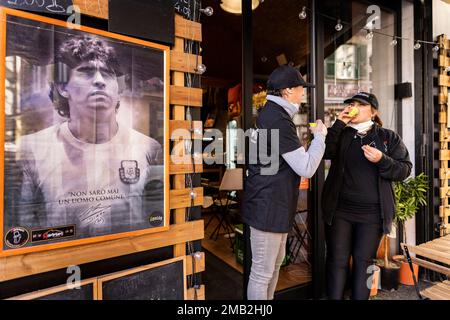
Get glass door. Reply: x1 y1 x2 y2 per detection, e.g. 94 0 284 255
251 0 313 296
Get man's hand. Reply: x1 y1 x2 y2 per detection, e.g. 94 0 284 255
310 120 327 137
362 145 383 163
337 106 354 124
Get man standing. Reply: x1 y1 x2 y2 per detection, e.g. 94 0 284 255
242 65 327 300
12 36 163 244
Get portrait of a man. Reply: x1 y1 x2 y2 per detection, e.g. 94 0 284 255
2 12 168 253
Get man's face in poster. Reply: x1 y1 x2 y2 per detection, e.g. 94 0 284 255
58 59 120 121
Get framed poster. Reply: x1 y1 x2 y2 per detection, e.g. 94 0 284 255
97 257 186 300
0 8 170 256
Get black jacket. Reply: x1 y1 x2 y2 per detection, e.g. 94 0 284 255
322 120 412 234
242 101 301 233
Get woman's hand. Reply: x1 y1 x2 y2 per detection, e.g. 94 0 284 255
310 120 328 136
337 106 354 124
362 145 383 163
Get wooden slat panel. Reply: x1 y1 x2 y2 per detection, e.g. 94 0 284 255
439 92 448 104
439 131 450 142
170 163 204 174
170 86 203 107
0 221 204 282
170 151 204 173
171 154 203 165
440 112 448 124
186 253 205 276
439 54 450 67
187 285 205 300
170 120 203 140
171 51 203 74
175 15 202 42
440 150 450 160
444 38 450 50
438 35 450 50
440 187 449 199
171 36 188 258
440 168 450 179
170 188 203 209
73 0 108 19
170 142 203 165
439 75 450 87
172 37 187 121
439 206 450 218
439 34 450 238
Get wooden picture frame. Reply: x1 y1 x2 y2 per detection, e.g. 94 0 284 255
97 256 187 300
0 7 170 257
7 278 98 300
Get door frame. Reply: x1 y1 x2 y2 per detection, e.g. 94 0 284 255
241 0 404 300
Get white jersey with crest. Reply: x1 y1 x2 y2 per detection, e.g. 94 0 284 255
13 121 164 239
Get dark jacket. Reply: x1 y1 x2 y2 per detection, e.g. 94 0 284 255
242 101 301 233
322 119 412 234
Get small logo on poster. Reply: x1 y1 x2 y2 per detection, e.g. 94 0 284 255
43 230 65 240
119 160 140 184
149 211 164 227
5 227 30 249
31 225 76 243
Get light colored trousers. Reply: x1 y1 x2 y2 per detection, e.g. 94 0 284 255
247 226 288 300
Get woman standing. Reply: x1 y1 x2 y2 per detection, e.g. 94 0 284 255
322 92 412 300
242 65 327 300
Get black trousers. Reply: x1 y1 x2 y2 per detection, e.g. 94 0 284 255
325 213 383 300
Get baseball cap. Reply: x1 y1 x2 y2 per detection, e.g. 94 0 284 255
267 65 315 90
344 92 379 109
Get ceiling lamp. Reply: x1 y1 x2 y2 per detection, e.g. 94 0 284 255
220 0 262 14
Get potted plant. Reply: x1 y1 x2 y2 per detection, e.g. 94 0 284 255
392 172 428 285
376 173 428 290
376 236 402 291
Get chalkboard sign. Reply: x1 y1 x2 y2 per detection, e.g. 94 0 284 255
0 0 73 15
98 257 186 300
8 279 97 300
109 0 174 45
173 0 199 20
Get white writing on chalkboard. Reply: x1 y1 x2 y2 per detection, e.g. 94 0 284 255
174 0 197 19
174 0 191 17
1 0 73 14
